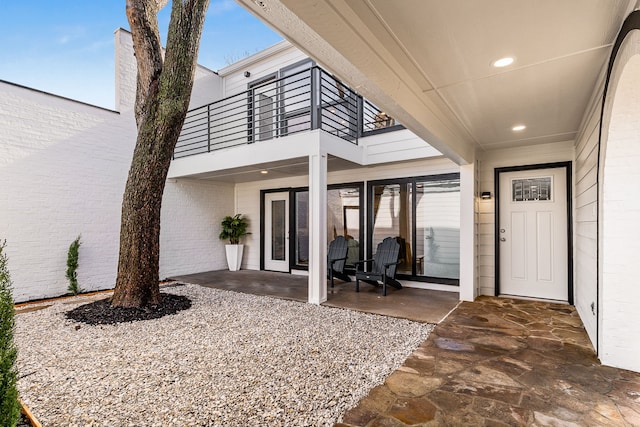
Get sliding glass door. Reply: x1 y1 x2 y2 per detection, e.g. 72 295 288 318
293 183 363 270
368 174 460 283
415 178 460 279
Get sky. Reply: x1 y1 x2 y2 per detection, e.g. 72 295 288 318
0 0 283 110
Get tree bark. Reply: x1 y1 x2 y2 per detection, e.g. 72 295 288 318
112 0 209 307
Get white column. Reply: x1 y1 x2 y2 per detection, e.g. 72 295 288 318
308 152 328 304
459 162 477 301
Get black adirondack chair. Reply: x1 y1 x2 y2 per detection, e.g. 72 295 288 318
327 236 351 287
355 237 402 296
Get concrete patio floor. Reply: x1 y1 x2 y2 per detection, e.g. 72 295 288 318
170 270 460 324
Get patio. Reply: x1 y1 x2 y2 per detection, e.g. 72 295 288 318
338 297 640 426
169 270 460 324
14 273 640 425
170 271 640 425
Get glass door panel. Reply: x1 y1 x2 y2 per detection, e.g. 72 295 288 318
415 179 460 279
327 187 361 267
250 77 277 142
264 192 289 272
271 200 286 260
293 185 363 270
295 191 309 267
371 183 412 274
281 61 312 136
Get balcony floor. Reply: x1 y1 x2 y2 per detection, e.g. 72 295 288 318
169 269 459 324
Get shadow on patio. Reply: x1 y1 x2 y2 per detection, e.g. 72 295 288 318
169 269 460 324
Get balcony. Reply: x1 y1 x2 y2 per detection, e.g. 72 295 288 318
174 66 399 159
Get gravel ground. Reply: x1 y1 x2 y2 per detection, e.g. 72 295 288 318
15 284 434 426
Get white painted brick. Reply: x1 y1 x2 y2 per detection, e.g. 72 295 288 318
0 30 234 302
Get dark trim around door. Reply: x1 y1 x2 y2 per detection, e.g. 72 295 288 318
494 161 573 304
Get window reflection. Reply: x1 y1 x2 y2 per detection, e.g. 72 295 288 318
370 176 460 280
371 183 412 274
294 186 362 268
327 188 360 267
295 191 309 266
416 179 460 279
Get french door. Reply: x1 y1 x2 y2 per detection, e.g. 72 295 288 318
264 192 289 272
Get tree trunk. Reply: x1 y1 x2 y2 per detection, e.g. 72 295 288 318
112 0 209 307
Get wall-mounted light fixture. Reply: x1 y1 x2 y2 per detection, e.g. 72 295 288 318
481 191 492 200
244 71 251 78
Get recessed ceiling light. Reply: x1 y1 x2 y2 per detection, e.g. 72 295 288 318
512 124 526 131
493 57 514 68
260 170 268 174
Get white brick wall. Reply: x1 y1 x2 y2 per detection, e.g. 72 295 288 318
0 81 135 301
0 29 234 302
159 178 234 278
597 33 640 372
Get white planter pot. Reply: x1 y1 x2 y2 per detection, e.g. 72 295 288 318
225 244 244 271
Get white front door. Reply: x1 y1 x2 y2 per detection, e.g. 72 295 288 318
498 167 568 301
264 192 289 272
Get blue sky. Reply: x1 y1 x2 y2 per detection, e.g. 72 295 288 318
0 0 283 109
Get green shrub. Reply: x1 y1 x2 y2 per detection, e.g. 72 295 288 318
66 235 83 295
0 240 20 427
219 214 250 245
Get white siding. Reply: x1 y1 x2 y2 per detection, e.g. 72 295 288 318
361 129 442 164
189 67 223 110
221 45 308 98
597 33 640 372
573 67 605 348
476 142 575 297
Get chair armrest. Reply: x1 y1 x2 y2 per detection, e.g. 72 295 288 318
383 260 402 268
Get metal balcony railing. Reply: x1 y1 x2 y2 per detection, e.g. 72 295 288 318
174 66 399 159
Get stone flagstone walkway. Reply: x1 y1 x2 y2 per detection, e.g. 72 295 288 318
336 297 640 426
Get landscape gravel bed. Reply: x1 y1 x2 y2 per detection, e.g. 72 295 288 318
15 284 434 426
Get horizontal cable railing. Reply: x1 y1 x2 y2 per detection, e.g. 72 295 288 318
174 66 398 159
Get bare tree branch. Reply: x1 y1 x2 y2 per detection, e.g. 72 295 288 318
126 0 165 126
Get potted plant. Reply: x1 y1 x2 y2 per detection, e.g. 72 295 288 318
219 214 250 271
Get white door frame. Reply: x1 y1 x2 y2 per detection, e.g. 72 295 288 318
262 191 290 272
494 162 573 303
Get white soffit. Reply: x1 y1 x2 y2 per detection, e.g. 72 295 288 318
236 0 634 161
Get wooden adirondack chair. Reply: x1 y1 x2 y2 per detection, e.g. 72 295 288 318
327 236 351 288
355 237 402 296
